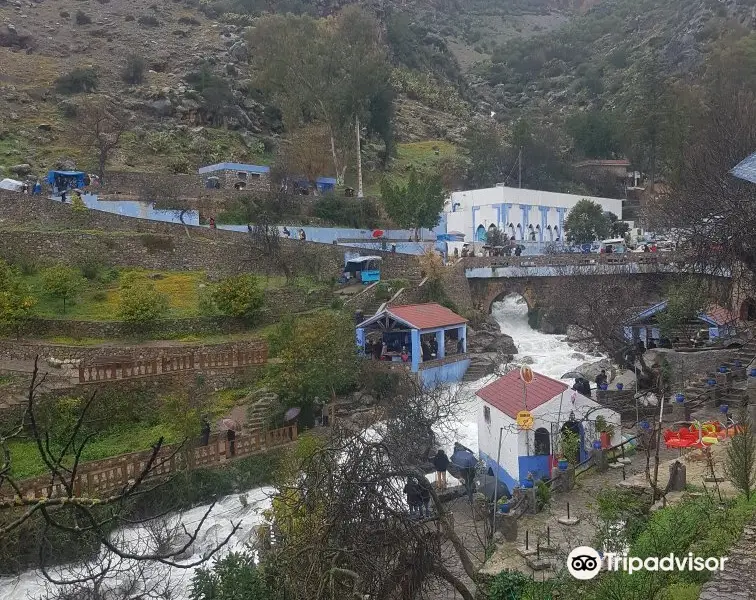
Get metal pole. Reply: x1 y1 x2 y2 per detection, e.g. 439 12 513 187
492 427 504 524
518 147 522 189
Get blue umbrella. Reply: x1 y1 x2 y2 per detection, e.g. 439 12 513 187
451 449 477 469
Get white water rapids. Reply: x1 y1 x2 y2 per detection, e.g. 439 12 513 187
0 295 589 599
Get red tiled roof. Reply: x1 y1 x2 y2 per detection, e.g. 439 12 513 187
476 369 568 419
388 303 467 330
704 304 739 326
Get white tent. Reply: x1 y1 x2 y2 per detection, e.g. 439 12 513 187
0 178 24 192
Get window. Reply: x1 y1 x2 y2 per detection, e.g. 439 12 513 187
249 172 261 179
484 406 491 424
237 171 248 181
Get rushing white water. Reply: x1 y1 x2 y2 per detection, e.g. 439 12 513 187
0 294 587 600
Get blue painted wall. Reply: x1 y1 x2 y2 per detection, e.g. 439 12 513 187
480 450 518 493
518 455 551 482
419 359 471 388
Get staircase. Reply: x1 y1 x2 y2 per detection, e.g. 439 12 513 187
245 391 278 432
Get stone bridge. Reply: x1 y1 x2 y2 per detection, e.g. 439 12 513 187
462 253 732 314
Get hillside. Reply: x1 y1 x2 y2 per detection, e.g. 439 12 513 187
1 0 754 188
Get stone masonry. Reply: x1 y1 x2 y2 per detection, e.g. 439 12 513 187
698 518 756 600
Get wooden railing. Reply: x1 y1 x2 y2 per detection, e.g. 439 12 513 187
78 347 268 383
11 424 297 501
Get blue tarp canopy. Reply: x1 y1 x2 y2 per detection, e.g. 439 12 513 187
731 152 756 184
47 170 85 187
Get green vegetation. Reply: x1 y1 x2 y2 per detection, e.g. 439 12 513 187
656 278 709 339
118 276 170 326
725 407 756 500
191 553 273 600
211 274 265 321
41 265 85 314
0 261 36 338
380 170 445 237
122 53 147 85
265 311 358 409
563 199 614 244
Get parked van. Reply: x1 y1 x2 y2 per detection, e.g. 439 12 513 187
599 238 627 254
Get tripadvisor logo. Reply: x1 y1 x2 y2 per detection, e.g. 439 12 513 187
567 547 728 580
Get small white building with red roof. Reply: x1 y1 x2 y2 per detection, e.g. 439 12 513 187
475 368 620 490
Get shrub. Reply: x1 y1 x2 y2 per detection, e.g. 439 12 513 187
75 10 92 25
15 258 38 276
91 291 107 302
137 15 160 27
55 67 99 94
211 274 264 321
71 193 87 211
78 259 102 281
488 570 531 600
125 14 135 21
59 10 70 18
122 53 147 85
118 280 169 325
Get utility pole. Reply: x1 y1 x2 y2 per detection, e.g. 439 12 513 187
356 114 364 198
518 147 522 189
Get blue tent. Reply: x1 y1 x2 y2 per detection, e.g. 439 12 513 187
47 170 86 190
315 176 337 194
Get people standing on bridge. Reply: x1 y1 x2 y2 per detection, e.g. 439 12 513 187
514 246 522 257
282 227 290 238
391 243 396 253
209 217 216 229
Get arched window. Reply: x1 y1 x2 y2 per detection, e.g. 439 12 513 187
534 427 550 455
475 224 487 242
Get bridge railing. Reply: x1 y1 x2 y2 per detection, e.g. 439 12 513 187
462 253 683 270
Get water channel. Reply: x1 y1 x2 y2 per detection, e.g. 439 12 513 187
0 295 587 599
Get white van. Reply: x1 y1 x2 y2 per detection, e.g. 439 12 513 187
599 238 627 254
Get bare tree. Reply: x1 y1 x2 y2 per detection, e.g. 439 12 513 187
79 97 128 184
273 125 335 191
0 360 239 584
265 424 479 600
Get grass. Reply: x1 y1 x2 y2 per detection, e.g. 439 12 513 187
27 269 208 320
394 140 458 172
8 423 181 479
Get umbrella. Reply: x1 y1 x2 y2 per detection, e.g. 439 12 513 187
451 449 477 469
284 407 301 422
477 478 511 502
217 418 241 432
372 230 384 238
561 370 583 380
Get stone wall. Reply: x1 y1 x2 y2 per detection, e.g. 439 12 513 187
0 194 418 281
101 171 203 198
0 338 266 363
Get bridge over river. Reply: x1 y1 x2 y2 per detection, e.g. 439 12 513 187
461 253 734 313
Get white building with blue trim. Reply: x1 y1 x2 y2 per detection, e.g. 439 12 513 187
445 186 623 250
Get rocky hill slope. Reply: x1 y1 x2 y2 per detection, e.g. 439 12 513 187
1 0 753 181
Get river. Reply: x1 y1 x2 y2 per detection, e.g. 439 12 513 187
0 294 586 599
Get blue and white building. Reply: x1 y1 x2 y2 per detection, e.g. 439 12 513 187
445 186 623 252
476 369 620 489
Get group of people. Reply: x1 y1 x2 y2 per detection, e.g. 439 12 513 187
404 443 479 518
17 180 43 195
572 368 609 397
281 227 307 240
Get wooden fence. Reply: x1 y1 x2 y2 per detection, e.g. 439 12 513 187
11 424 297 501
78 346 268 384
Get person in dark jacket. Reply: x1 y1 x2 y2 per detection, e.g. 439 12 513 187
417 477 431 518
200 417 211 446
432 449 450 490
403 477 421 518
595 369 608 388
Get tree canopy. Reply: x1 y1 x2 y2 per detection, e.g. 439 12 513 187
0 261 36 338
380 170 444 237
564 199 611 244
247 7 392 180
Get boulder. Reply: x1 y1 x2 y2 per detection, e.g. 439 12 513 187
466 328 517 355
228 40 248 61
9 163 31 176
148 98 174 117
577 358 612 382
55 157 76 170
0 23 35 49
